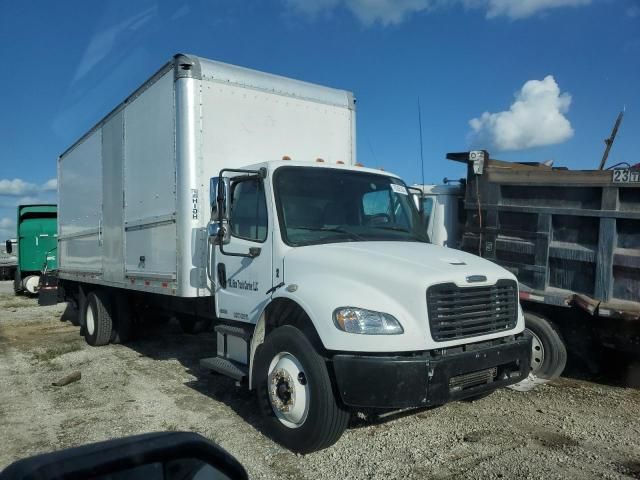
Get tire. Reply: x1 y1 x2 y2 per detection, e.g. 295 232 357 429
111 293 134 344
524 311 567 380
82 291 114 346
179 316 212 334
13 270 22 295
254 325 350 453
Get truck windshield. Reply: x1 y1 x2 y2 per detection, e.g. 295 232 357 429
274 166 429 246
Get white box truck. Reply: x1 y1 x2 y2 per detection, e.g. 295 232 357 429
54 54 531 453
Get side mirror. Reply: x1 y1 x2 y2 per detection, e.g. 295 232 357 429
0 432 248 480
207 223 230 245
5 240 12 254
407 187 424 214
210 176 230 222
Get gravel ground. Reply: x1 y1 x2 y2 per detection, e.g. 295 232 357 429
1 280 639 479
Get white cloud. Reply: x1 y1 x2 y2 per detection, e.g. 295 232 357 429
482 0 591 19
72 6 156 83
17 196 45 205
469 75 574 151
283 0 591 24
284 0 430 25
0 179 37 196
0 218 15 241
0 178 58 196
42 178 57 191
627 4 640 17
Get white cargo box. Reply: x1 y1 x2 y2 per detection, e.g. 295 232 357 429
58 54 356 297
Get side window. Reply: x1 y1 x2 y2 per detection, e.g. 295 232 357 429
362 189 391 217
230 179 268 242
422 197 434 226
362 187 410 227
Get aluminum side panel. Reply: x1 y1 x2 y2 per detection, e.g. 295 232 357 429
123 72 176 221
102 111 125 282
58 131 102 273
125 222 178 276
123 71 177 279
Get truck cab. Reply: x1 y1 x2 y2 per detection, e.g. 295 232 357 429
206 159 531 451
12 204 57 295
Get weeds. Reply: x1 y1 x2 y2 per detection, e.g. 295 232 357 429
32 342 83 362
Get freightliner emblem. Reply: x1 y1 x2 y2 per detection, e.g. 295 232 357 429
466 275 487 283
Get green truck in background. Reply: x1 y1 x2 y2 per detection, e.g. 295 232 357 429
5 204 57 295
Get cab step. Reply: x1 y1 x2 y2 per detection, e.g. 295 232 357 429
200 357 248 381
214 324 252 340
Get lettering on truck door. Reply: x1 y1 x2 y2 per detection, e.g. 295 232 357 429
214 177 273 324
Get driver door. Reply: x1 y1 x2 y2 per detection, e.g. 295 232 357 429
214 177 273 325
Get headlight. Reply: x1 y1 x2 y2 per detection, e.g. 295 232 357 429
333 307 403 335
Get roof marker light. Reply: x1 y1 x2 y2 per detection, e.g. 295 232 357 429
315 158 325 163
355 162 364 167
282 156 291 160
336 160 345 165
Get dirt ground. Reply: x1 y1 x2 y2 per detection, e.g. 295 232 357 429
1 281 639 479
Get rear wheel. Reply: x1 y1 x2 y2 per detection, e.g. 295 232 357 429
524 311 566 380
111 293 134 344
82 291 114 346
254 325 349 453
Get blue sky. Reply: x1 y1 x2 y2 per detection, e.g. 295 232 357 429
1 0 639 239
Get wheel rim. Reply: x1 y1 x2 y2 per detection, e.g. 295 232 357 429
86 304 96 336
267 352 309 429
525 327 545 374
24 275 40 294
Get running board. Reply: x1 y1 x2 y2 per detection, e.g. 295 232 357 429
214 324 252 340
200 357 248 381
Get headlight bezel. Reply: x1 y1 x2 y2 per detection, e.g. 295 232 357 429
333 307 404 335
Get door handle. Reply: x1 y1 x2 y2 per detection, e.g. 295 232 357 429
217 263 227 289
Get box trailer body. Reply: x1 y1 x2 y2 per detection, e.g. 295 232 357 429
416 151 640 384
55 55 530 452
58 55 355 296
11 205 57 294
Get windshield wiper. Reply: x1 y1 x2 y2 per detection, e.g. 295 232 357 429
371 225 411 233
371 225 427 243
293 226 365 241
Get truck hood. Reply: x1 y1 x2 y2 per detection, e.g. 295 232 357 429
284 241 513 287
279 241 523 353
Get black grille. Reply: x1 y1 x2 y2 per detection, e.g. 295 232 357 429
427 280 518 342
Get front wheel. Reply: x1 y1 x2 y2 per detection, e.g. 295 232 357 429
254 326 349 453
524 311 567 380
